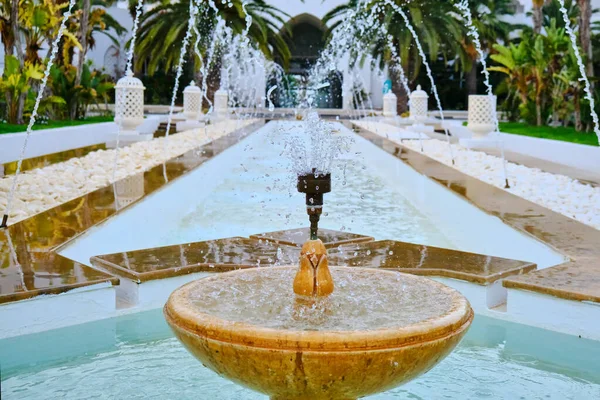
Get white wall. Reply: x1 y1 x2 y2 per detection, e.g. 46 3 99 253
269 0 348 20
500 132 600 172
86 4 134 77
0 123 117 164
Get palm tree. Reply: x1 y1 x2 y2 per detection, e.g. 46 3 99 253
134 0 290 76
460 0 517 96
555 51 584 129
10 0 24 65
531 0 553 34
75 0 90 86
489 40 531 107
18 1 80 65
542 0 578 28
542 1 594 79
577 0 594 79
490 19 571 127
0 0 16 58
324 0 465 113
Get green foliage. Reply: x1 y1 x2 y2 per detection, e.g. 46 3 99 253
0 115 114 134
499 122 599 146
134 0 290 76
489 19 589 128
46 62 114 120
1 0 123 126
0 55 44 123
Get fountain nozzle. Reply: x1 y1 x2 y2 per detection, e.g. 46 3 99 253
297 169 331 240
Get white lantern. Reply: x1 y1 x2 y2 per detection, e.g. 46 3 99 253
382 92 397 118
468 95 497 137
114 70 145 134
214 89 228 119
183 81 202 121
409 85 429 121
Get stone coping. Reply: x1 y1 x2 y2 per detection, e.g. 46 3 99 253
91 237 300 283
249 227 374 248
353 124 600 303
4 120 597 305
0 121 264 304
165 266 473 350
327 240 536 285
89 232 534 287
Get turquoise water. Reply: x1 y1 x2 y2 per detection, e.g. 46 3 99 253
1 310 599 399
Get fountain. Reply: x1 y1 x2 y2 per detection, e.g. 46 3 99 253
164 118 473 399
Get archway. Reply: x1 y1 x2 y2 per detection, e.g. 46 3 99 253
274 14 342 108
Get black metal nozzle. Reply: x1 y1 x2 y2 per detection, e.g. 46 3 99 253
297 169 331 240
0 214 8 229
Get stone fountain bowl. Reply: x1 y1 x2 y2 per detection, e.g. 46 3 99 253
164 266 473 400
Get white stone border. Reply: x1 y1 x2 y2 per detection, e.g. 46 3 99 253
0 282 115 339
377 134 600 231
0 117 164 165
500 132 600 172
0 120 256 225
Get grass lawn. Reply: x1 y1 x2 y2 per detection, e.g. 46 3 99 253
498 122 599 147
0 115 114 134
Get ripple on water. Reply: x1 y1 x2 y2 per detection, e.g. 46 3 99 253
187 268 455 331
3 337 599 399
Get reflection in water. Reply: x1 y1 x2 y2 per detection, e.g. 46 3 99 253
167 123 452 248
114 172 145 210
1 311 598 399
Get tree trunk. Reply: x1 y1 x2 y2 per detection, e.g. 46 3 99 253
10 0 24 65
466 58 478 99
532 5 543 35
16 93 26 124
76 0 90 86
391 77 409 115
10 0 26 124
577 0 594 80
391 53 413 115
536 96 542 126
551 108 560 127
2 1 15 57
574 91 582 131
72 0 90 119
390 60 409 114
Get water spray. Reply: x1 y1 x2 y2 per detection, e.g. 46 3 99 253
455 0 510 188
1 0 77 229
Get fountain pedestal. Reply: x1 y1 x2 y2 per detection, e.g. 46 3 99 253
165 266 472 399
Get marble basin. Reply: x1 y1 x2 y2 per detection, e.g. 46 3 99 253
164 266 473 400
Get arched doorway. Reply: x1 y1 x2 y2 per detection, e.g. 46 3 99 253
273 14 342 109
